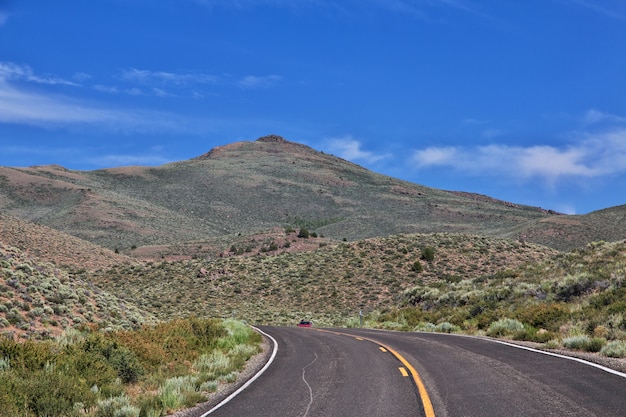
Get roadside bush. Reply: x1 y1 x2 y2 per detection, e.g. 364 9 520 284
434 322 459 333
513 303 568 332
561 335 590 350
561 335 605 352
486 318 524 337
600 340 626 358
414 322 437 332
97 394 140 417
511 327 556 343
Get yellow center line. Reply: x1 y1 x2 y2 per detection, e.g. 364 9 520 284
314 328 436 417
379 347 388 353
399 367 409 377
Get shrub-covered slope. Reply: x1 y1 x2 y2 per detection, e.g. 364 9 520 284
0 136 566 251
0 242 156 340
87 232 557 325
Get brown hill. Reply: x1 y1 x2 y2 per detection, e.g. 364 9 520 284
0 135 624 253
0 212 137 271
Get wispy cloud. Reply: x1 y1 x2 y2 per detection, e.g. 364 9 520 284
0 76 203 134
411 127 626 185
0 12 8 26
583 108 626 125
325 135 391 164
238 75 281 89
193 0 491 20
121 68 218 85
0 62 79 86
72 72 92 82
560 0 626 20
93 84 119 94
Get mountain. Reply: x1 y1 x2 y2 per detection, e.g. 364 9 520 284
0 135 624 254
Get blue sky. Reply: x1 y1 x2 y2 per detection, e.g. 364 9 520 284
1 1 625 215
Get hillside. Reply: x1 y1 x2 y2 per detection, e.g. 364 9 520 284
508 204 626 250
2 134 599 253
84 233 558 325
0 242 157 340
0 212 138 271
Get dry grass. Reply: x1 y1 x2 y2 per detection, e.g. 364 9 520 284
86 232 557 326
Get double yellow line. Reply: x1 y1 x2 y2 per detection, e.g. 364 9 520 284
315 329 435 417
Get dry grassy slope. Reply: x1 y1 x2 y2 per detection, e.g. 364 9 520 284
508 205 626 251
0 212 137 271
0 242 157 340
87 233 558 326
0 135 624 252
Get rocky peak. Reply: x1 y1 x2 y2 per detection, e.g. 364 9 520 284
256 134 288 143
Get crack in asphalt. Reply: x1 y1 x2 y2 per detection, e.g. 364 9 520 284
301 351 318 417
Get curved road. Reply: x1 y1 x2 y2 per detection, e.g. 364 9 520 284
207 326 423 416
204 326 626 417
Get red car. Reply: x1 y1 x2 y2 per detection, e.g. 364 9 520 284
297 320 313 327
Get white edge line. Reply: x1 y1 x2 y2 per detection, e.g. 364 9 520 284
417 331 626 379
200 326 279 416
491 338 626 379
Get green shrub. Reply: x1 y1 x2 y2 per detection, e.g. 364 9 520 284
514 303 568 331
554 274 595 302
97 394 140 417
562 335 591 350
421 247 435 262
434 322 459 333
511 327 556 343
414 322 436 332
600 340 626 358
136 393 165 417
486 318 525 337
159 376 201 411
410 261 423 273
584 337 607 352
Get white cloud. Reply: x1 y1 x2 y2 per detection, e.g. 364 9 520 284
126 87 143 96
121 68 218 85
583 108 626 125
0 77 204 134
411 129 626 184
413 146 460 167
93 84 120 94
0 61 79 86
72 72 92 82
325 135 391 164
0 12 8 26
152 88 170 97
0 79 120 125
238 75 281 89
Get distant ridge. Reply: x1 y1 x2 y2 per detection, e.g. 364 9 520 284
0 135 624 253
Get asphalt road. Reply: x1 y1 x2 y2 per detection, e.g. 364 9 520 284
204 327 626 417
337 328 626 417
207 326 424 417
